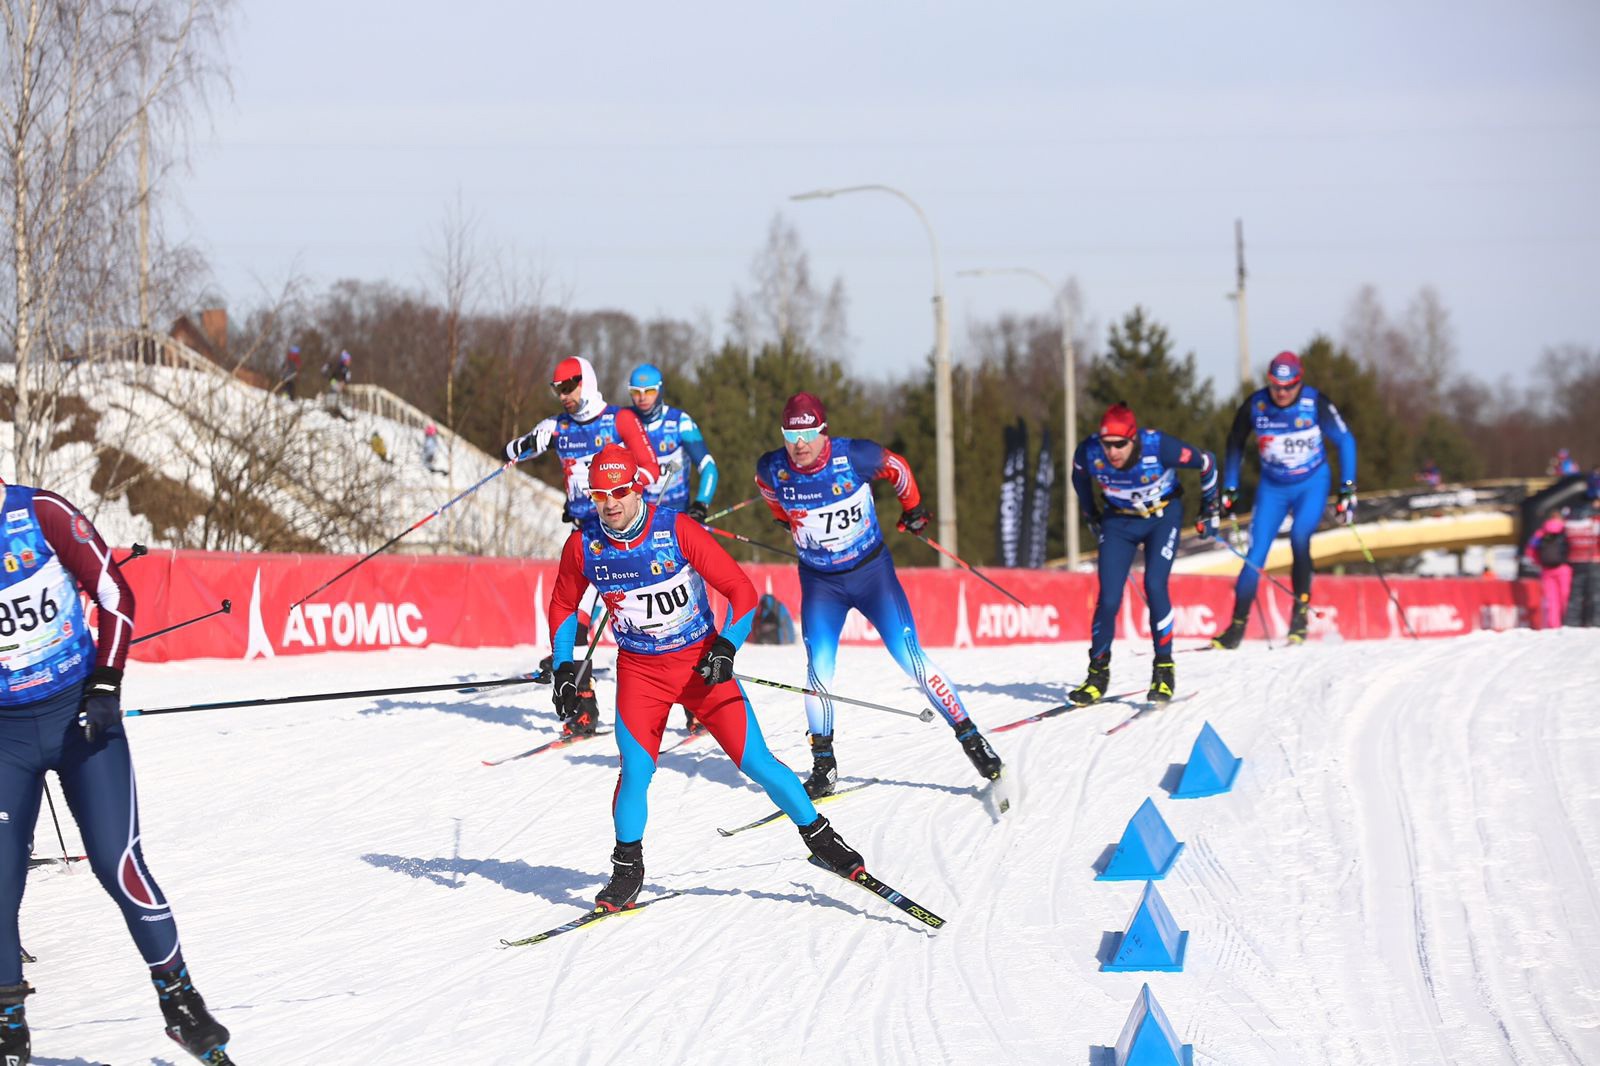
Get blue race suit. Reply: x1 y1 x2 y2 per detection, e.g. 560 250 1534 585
0 486 181 985
635 403 719 513
1223 385 1357 605
547 505 814 843
1071 430 1218 658
756 438 976 738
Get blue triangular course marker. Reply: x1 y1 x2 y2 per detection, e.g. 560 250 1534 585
1171 720 1242 799
1096 797 1184 881
1101 881 1189 972
1100 982 1194 1066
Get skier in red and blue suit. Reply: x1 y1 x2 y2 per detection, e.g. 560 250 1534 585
507 355 661 732
754 392 1003 800
546 444 867 912
1213 350 1358 648
1067 403 1218 707
0 483 230 1064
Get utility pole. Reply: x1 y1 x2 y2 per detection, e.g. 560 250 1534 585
1231 219 1250 391
137 105 151 335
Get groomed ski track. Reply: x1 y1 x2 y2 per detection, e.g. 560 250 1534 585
21 631 1599 1063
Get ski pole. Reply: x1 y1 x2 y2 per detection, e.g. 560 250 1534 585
1214 536 1300 604
704 525 798 559
704 496 759 523
131 600 232 646
42 781 70 861
1350 523 1420 640
114 543 148 567
573 607 612 691
124 674 541 719
733 674 934 722
910 533 1027 607
289 456 523 610
482 612 613 766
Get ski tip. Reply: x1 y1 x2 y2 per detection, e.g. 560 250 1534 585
715 828 735 838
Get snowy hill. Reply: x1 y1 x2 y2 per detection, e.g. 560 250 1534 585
20 630 1599 1063
3 354 568 557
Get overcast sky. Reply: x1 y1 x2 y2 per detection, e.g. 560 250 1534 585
179 1 1600 392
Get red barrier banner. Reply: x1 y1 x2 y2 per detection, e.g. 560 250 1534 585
118 549 1544 663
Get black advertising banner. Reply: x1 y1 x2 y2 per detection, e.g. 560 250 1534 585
1023 427 1055 569
996 420 1028 568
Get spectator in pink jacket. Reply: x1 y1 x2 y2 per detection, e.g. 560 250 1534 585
1525 515 1572 629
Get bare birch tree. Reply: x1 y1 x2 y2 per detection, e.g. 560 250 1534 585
0 0 226 484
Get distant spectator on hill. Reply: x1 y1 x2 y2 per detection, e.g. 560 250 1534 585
321 350 353 419
1414 458 1442 488
275 345 301 400
1549 448 1580 477
1562 472 1600 627
369 431 391 465
1525 515 1571 629
421 423 445 474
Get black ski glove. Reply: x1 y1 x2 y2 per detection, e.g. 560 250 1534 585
1087 513 1103 544
552 663 580 722
560 500 576 526
1196 495 1221 540
78 666 123 744
1221 488 1238 514
897 504 931 535
686 501 709 523
696 636 736 687
1336 481 1357 526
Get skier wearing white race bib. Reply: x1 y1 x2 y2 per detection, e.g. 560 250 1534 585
505 356 661 732
754 392 1002 798
1213 350 1358 647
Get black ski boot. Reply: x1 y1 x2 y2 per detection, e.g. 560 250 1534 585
564 688 601 737
798 815 864 878
803 732 837 799
0 982 30 1066
533 653 554 684
1211 610 1249 650
1067 652 1111 706
1288 595 1310 644
595 840 644 912
151 964 230 1063
955 725 1002 780
1148 659 1176 703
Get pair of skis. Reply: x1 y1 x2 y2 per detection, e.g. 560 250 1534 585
991 688 1200 736
498 859 945 949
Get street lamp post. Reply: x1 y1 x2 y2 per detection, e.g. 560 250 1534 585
956 268 1080 569
791 185 957 567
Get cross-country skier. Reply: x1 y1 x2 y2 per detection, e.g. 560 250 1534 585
1066 402 1219 705
627 363 719 522
505 356 661 734
546 444 867 911
0 483 232 1065
1213 350 1358 648
754 392 1002 798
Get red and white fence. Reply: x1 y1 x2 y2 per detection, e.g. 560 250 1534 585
115 550 1545 663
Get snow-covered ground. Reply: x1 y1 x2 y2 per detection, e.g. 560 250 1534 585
21 631 1600 1064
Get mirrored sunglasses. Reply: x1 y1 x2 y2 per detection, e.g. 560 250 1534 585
587 483 635 502
551 377 582 396
1101 437 1133 449
630 386 660 400
782 427 823 444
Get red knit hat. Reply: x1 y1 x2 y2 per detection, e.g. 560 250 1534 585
588 444 639 494
1099 403 1138 440
782 392 828 433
